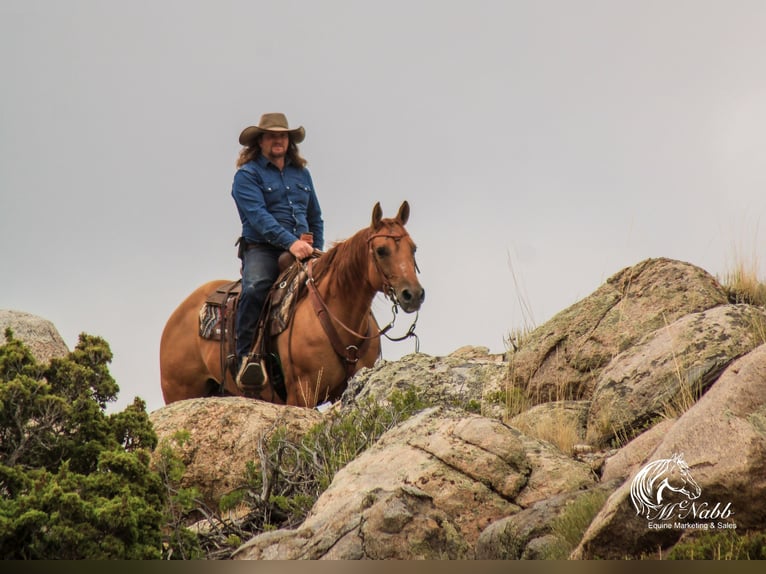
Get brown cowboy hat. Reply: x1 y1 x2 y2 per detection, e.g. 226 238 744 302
239 112 306 146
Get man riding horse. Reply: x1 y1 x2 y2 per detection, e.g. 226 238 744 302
231 113 324 392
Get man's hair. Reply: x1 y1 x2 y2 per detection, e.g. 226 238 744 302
236 135 308 168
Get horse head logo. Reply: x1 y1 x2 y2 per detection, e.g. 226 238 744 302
630 453 702 519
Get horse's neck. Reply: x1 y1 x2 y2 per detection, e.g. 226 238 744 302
316 240 376 328
322 270 375 319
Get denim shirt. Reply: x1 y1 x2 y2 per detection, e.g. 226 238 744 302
232 155 324 251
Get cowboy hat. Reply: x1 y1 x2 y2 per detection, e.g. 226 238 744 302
239 112 305 146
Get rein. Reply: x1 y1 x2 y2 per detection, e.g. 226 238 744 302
305 258 374 380
304 230 420 378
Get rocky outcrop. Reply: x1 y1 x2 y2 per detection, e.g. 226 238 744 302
475 481 619 559
574 343 766 559
341 346 508 419
140 257 766 560
149 397 323 508
233 407 594 559
500 258 728 405
0 309 69 363
586 304 766 445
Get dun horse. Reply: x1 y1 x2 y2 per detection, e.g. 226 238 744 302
160 201 424 408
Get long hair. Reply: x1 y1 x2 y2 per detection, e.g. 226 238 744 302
236 135 308 168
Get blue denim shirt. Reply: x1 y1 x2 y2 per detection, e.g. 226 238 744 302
232 155 324 251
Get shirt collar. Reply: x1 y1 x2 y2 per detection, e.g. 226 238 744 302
256 154 291 170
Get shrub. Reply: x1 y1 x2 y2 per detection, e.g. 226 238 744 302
0 329 164 559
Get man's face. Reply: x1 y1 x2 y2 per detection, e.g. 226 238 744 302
260 131 289 162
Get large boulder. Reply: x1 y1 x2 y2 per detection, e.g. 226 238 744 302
149 397 323 509
234 407 594 559
342 346 509 419
0 309 69 364
503 258 728 406
586 304 766 445
574 343 766 559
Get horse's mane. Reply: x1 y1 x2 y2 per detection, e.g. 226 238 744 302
311 219 399 297
311 226 371 296
630 454 686 516
631 458 669 514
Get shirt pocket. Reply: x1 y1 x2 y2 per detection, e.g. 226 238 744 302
295 183 312 195
260 182 283 209
292 183 312 210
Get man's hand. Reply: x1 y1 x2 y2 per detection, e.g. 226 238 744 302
289 239 314 260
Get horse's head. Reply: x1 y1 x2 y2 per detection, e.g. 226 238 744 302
368 201 425 313
661 453 702 502
631 453 701 517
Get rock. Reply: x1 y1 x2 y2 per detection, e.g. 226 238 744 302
504 258 728 406
234 407 595 559
513 432 596 509
341 348 509 419
0 309 69 364
600 419 675 483
586 304 766 446
149 397 323 509
476 482 618 559
574 343 766 559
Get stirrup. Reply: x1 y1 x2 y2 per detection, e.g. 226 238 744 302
236 357 266 397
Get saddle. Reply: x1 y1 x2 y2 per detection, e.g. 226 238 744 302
198 256 311 397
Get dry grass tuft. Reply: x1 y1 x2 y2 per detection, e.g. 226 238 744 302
718 243 766 307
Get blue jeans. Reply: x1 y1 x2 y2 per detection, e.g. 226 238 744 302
236 244 282 362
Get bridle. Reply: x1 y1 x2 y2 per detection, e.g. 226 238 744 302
366 229 421 301
303 228 420 380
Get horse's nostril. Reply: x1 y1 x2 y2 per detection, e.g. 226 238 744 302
401 289 413 301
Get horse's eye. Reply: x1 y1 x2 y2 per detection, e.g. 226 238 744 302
376 246 390 258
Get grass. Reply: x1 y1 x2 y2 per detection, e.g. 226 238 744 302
665 530 766 560
505 249 536 352
718 246 766 307
510 401 583 455
542 488 610 559
655 311 704 422
504 344 588 453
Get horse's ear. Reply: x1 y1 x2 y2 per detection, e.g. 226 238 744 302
371 202 383 229
396 201 410 226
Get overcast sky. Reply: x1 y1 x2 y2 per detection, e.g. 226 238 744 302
3 1 766 414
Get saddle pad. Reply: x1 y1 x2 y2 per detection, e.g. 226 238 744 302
199 280 241 341
267 263 308 336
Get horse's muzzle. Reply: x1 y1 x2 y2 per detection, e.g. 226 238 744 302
397 284 425 313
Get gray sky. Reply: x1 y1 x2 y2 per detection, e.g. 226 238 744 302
3 1 765 414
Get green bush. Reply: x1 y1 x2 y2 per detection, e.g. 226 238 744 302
0 329 164 559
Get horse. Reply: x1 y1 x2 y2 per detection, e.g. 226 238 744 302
630 453 702 519
159 201 424 408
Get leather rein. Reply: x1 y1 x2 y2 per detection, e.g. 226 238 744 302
304 229 419 380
